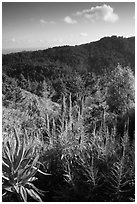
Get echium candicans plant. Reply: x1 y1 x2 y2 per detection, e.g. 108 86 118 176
2 128 50 202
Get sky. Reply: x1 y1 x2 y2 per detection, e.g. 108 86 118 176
2 2 135 53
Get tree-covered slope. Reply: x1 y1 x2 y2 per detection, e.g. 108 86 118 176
2 36 135 77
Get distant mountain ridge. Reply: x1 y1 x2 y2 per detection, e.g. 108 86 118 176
2 36 135 76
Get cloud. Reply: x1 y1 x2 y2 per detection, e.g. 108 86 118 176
40 19 47 24
40 19 55 24
80 32 88 37
76 4 119 23
64 16 77 24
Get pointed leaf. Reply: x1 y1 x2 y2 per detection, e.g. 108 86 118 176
19 186 27 202
3 146 12 168
2 161 10 174
2 156 11 170
2 192 7 197
31 154 39 168
3 185 13 192
26 188 42 202
36 168 51 176
23 145 35 160
2 174 10 181
24 128 29 144
2 159 9 168
7 140 15 164
26 182 45 195
13 127 20 158
28 177 38 182
14 139 25 172
6 141 12 152
13 185 19 194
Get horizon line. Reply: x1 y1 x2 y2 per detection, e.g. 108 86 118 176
2 35 135 55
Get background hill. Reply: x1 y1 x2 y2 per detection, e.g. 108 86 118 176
2 36 135 75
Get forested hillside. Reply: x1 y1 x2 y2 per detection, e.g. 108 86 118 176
3 36 135 74
2 36 135 202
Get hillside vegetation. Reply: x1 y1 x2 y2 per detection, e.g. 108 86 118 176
2 36 135 202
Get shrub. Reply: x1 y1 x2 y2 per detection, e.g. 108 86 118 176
2 128 49 202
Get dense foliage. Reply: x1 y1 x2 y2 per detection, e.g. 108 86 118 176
2 36 135 202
